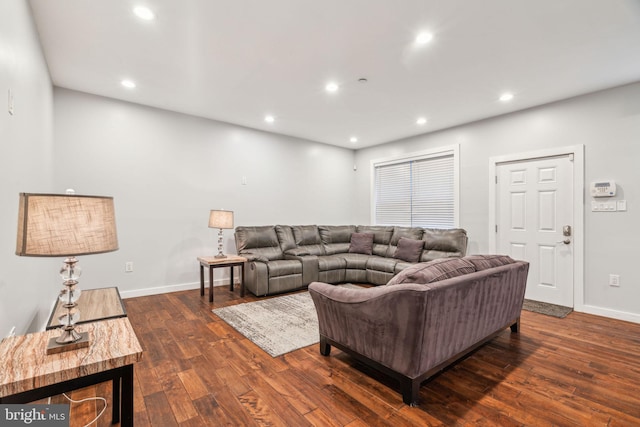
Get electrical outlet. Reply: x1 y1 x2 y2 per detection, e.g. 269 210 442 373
609 274 620 287
7 326 16 338
125 261 134 272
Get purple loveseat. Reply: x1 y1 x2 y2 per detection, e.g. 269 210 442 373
308 255 529 405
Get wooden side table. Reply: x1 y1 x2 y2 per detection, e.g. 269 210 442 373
46 286 126 330
198 255 247 302
0 317 143 427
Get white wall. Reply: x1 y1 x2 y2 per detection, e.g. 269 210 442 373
354 82 640 322
53 88 356 298
0 0 56 336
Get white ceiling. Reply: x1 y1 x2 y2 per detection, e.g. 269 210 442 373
28 0 640 149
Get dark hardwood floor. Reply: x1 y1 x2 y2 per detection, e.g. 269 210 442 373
61 285 640 426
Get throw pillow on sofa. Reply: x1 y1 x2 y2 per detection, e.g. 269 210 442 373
349 233 374 255
393 237 425 263
387 258 475 285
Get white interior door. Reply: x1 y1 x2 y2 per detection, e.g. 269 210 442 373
496 155 574 307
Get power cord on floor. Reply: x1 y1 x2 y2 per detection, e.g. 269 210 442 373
62 392 107 427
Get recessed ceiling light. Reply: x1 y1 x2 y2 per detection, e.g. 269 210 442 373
350 137 358 143
264 115 275 123
133 6 155 20
121 79 136 89
415 32 433 45
416 117 427 125
499 92 514 102
325 82 339 93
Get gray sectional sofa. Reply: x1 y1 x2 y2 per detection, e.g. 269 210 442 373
234 225 468 296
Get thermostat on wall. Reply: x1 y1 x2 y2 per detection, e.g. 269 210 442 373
590 180 616 197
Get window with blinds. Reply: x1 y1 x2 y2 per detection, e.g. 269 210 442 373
373 148 457 228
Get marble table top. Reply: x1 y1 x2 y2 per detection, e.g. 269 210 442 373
0 317 142 398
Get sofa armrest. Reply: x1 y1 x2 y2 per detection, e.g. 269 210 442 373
241 253 269 263
284 247 311 257
308 282 430 377
285 253 318 284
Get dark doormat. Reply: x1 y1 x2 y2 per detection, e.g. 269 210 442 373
522 299 573 318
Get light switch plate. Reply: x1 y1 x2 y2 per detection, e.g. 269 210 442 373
617 200 627 211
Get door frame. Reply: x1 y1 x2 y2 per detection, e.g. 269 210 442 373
488 145 584 311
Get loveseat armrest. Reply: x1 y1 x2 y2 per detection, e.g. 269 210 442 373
308 282 430 377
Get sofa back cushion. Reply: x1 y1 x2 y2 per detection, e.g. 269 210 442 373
464 254 515 270
386 227 424 257
292 225 325 256
421 228 468 262
356 225 394 256
275 225 296 251
387 258 476 285
319 225 356 255
234 226 284 260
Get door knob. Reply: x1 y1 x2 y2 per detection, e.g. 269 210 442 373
556 239 571 245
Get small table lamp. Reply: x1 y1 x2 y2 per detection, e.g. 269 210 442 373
15 192 118 354
208 209 234 258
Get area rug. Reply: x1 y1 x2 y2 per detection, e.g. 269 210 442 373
522 299 573 318
213 285 362 357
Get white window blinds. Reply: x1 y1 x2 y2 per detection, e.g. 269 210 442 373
374 151 455 228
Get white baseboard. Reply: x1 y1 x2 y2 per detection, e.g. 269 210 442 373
576 304 640 324
119 279 238 299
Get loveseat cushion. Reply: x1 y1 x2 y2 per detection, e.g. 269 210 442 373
393 237 425 263
387 258 476 285
349 233 374 255
464 254 515 270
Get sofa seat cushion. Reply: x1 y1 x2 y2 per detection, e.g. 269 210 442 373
339 253 375 269
266 260 303 277
394 261 414 274
387 258 476 285
464 254 515 270
318 255 347 271
366 257 398 273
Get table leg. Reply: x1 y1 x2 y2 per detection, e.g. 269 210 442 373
199 264 204 297
112 376 120 423
121 365 134 427
240 262 245 297
209 265 214 303
230 265 235 292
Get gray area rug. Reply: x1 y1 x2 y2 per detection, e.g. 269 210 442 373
522 299 573 318
213 284 361 357
214 292 317 357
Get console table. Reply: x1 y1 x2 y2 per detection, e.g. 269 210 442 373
198 255 246 302
0 317 143 427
